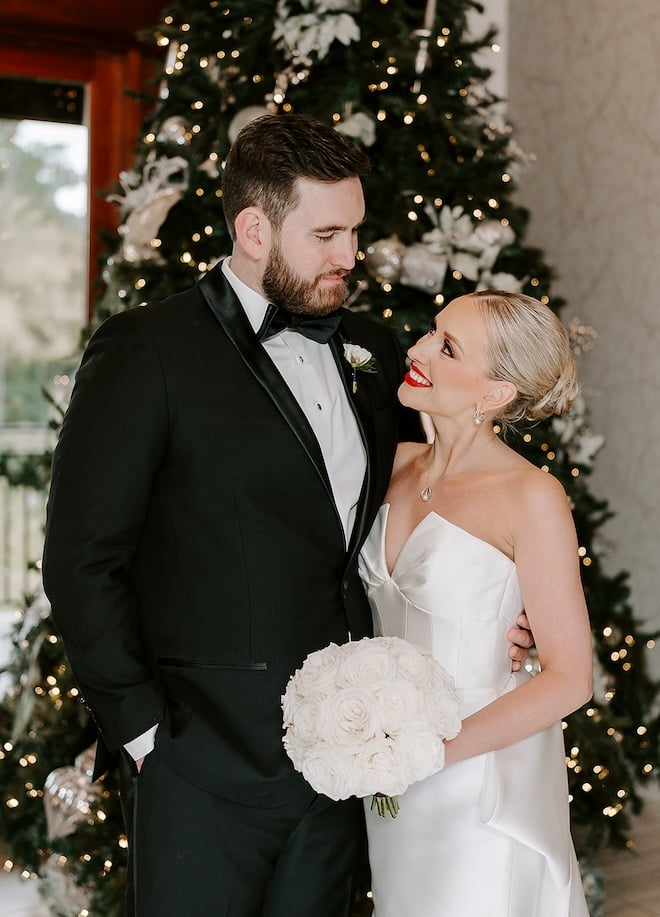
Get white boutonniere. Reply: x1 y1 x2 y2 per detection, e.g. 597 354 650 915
343 342 377 393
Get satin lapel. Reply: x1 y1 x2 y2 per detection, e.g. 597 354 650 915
329 333 377 561
199 267 335 504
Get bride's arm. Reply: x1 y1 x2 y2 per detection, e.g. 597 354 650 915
443 471 593 767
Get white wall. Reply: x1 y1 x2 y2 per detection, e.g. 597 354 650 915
505 0 660 673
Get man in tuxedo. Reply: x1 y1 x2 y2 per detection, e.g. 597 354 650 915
43 113 531 916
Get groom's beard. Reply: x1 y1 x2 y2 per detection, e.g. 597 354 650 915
262 240 349 316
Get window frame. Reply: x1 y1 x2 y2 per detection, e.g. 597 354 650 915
0 43 154 319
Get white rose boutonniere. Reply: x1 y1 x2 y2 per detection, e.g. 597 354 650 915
343 342 377 393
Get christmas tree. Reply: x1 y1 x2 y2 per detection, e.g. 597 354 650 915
1 2 658 914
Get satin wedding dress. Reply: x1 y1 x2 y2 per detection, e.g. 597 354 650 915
358 504 589 917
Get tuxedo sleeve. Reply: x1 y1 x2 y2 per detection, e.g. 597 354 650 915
42 310 168 751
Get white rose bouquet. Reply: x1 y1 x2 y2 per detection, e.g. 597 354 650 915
281 636 461 817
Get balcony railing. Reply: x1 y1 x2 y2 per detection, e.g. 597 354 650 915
0 428 51 608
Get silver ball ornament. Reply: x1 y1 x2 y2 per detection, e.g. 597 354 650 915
364 236 406 283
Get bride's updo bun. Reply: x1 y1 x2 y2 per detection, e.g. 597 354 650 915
473 290 579 431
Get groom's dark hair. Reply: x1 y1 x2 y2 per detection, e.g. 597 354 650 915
222 113 370 240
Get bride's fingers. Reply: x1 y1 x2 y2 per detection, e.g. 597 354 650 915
508 625 534 649
516 611 531 632
507 640 528 661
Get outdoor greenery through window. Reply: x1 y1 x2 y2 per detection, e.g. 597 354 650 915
0 76 88 604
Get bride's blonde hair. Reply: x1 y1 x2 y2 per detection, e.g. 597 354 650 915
473 290 579 432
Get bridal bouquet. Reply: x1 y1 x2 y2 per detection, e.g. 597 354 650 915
281 636 461 816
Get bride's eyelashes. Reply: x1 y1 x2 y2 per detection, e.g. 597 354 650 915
421 324 454 357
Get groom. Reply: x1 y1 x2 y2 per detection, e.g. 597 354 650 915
43 114 531 916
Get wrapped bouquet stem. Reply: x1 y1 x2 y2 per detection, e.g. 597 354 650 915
281 636 461 817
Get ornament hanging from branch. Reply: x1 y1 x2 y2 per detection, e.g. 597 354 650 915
43 744 103 840
108 156 189 264
335 108 377 147
411 0 437 94
228 105 273 145
273 0 361 63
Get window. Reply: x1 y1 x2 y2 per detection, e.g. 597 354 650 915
0 76 89 603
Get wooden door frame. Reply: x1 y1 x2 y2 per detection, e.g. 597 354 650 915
0 43 157 318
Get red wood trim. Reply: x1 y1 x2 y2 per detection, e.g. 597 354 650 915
0 43 160 318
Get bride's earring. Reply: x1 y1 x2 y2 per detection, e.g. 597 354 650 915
473 408 485 425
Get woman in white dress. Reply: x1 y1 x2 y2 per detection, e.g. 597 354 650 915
359 290 592 916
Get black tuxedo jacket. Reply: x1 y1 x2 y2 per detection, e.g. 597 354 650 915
43 263 415 805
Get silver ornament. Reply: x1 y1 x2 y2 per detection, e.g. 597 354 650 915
364 236 406 283
400 243 448 293
43 757 103 839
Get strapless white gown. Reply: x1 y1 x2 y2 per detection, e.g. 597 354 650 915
358 504 589 917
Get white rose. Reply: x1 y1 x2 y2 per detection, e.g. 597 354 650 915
338 637 396 690
343 343 372 367
396 723 445 787
317 686 379 748
376 678 420 737
425 662 461 738
391 638 433 688
283 696 321 745
353 735 400 797
282 727 306 771
301 744 353 800
293 642 343 694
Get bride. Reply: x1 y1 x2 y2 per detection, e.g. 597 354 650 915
359 290 592 916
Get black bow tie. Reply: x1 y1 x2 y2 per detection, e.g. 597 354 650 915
256 303 343 344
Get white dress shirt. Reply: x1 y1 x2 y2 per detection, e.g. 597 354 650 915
222 258 367 539
125 259 367 762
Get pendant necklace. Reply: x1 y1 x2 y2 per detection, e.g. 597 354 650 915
420 452 436 502
419 427 496 501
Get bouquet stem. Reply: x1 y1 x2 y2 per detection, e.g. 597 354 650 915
371 794 400 818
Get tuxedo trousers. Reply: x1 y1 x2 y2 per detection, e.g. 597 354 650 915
119 748 366 916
